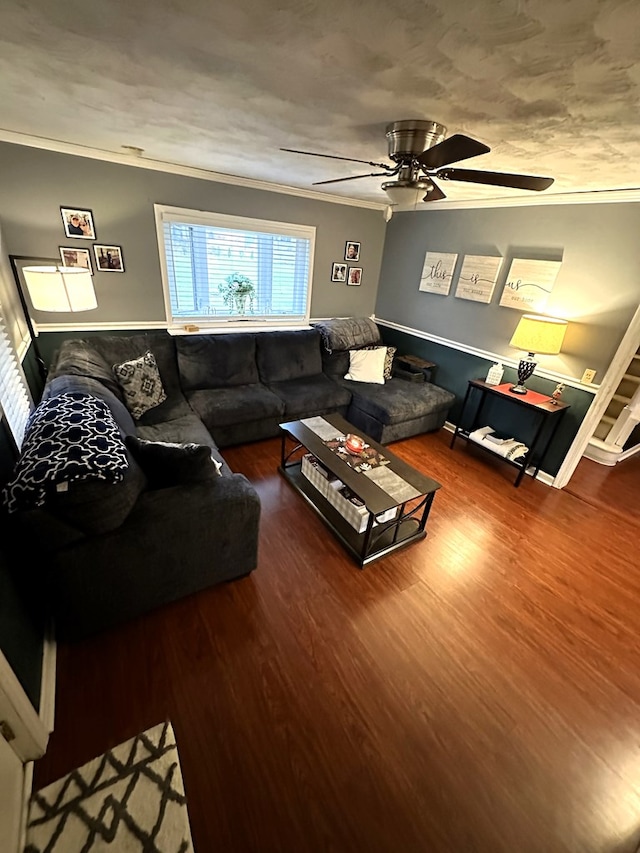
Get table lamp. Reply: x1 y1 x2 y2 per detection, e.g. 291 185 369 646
508 314 568 395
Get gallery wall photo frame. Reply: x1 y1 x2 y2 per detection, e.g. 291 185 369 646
94 244 125 272
454 255 503 304
59 246 93 272
347 267 362 286
419 251 458 296
331 262 347 282
499 258 562 312
344 241 360 262
60 207 96 240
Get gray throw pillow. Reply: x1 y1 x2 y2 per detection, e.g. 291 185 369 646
113 351 167 419
125 436 222 489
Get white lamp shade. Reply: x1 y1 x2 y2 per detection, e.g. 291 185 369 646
509 314 568 355
23 266 97 312
383 185 426 207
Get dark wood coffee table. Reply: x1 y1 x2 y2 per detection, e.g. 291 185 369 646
278 413 441 567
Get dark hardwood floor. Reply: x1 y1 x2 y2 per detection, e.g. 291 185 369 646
564 452 640 528
33 430 640 853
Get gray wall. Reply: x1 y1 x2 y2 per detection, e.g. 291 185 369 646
376 203 640 383
0 142 386 326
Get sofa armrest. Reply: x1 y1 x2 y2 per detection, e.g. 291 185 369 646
47 473 261 639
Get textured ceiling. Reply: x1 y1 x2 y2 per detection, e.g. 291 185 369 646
2 0 640 206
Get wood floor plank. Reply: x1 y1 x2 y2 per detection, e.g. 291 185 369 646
33 430 640 853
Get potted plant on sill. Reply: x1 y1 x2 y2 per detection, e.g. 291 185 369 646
219 272 256 315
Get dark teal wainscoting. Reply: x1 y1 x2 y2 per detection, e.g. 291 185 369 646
380 326 596 477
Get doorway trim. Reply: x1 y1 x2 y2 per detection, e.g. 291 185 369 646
554 301 640 488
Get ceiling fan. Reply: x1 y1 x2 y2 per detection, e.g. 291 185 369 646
281 119 554 205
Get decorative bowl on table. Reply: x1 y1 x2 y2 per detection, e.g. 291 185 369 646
345 433 365 454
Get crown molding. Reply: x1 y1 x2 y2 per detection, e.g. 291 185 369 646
4 127 636 213
374 316 600 392
391 186 640 212
0 128 386 211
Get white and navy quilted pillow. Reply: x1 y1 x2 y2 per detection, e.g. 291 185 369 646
3 393 128 514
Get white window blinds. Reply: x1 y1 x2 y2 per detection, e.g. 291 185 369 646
155 206 315 330
0 300 31 448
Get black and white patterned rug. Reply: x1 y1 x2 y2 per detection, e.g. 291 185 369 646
25 721 194 852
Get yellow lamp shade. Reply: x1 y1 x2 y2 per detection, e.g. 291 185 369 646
509 314 567 355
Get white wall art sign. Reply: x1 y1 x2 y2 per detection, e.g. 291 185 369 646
455 255 503 303
419 251 458 296
499 258 562 311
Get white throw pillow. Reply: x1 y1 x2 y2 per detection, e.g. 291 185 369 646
344 347 387 384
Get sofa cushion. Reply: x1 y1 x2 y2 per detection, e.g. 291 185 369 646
322 350 350 379
48 339 125 401
256 329 323 383
176 334 258 389
113 351 167 419
2 393 129 514
135 413 230 476
338 378 456 426
44 374 136 437
71 333 190 425
345 347 387 384
46 447 147 535
268 374 352 418
186 384 284 429
126 436 222 489
311 317 381 353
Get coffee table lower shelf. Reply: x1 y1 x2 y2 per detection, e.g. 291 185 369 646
279 462 428 567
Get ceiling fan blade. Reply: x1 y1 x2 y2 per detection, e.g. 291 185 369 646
423 179 446 202
312 171 396 186
416 134 490 170
281 148 391 170
436 168 554 191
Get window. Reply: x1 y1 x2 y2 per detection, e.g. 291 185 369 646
0 299 32 448
155 205 315 331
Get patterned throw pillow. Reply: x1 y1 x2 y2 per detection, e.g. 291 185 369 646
361 345 396 380
112 351 167 420
3 393 128 514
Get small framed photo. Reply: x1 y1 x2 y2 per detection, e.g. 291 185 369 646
60 207 96 240
348 267 362 286
59 247 92 272
331 262 347 282
94 244 125 272
345 241 360 262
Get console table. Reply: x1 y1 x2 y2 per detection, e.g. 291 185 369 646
450 379 570 486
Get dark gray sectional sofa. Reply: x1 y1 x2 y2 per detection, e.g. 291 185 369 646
5 319 455 640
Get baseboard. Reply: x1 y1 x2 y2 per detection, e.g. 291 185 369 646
18 762 34 853
39 621 56 734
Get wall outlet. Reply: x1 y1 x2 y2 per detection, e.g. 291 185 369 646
581 368 596 384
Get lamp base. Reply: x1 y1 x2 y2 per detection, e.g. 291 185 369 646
509 355 537 395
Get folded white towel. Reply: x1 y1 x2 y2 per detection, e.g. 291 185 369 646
467 426 528 460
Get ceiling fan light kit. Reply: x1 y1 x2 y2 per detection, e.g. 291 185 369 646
282 118 554 206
